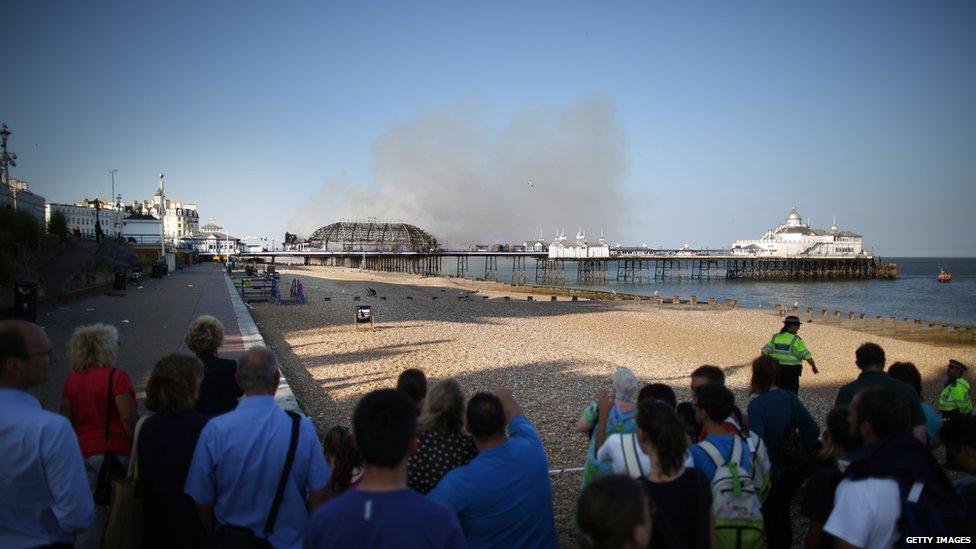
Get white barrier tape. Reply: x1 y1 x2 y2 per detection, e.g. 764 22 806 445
548 466 584 475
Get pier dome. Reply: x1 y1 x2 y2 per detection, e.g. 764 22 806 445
306 220 439 252
786 206 803 227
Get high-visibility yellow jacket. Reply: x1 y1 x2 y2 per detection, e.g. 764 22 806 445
761 332 813 366
939 377 974 415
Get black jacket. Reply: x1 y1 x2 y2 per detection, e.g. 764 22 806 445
195 353 242 416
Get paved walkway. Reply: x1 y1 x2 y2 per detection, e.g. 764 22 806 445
31 262 299 414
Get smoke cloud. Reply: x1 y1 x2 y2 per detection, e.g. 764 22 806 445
290 98 632 247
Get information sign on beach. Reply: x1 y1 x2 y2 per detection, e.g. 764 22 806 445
355 305 375 331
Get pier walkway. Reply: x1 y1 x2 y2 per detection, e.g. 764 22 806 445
29 262 299 414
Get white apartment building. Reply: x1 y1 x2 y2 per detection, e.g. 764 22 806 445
2 178 47 226
46 199 123 239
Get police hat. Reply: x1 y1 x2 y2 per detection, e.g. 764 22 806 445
948 359 968 373
784 315 801 325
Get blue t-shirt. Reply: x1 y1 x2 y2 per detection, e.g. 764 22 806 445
689 434 753 483
921 403 943 443
303 489 465 549
428 415 558 549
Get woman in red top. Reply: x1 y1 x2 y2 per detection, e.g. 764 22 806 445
60 323 138 549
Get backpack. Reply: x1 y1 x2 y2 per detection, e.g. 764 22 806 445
841 435 971 546
744 431 772 504
618 433 649 479
896 479 971 545
699 437 765 549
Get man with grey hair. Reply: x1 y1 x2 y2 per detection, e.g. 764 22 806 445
0 320 93 546
185 346 330 548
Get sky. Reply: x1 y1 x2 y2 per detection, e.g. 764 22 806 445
2 1 975 255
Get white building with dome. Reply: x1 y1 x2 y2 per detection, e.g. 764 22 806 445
180 219 243 255
731 207 865 257
548 229 610 258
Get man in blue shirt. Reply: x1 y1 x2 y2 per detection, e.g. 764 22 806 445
0 321 93 547
304 389 465 548
689 383 752 481
429 388 558 549
185 346 330 548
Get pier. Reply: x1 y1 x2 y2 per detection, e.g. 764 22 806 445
238 250 897 284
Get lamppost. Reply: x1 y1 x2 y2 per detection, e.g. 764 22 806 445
85 197 103 243
109 169 118 237
1 123 18 209
158 172 166 261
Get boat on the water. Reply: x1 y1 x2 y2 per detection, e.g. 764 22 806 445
938 266 952 283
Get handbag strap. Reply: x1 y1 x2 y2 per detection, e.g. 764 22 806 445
127 415 149 480
104 368 116 446
264 411 301 537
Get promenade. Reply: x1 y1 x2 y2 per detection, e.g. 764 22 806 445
29 262 269 413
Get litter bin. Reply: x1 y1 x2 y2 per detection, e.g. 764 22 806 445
113 271 127 291
14 280 38 322
151 262 164 278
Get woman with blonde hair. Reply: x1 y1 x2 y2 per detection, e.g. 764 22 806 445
184 315 241 416
138 353 209 548
60 323 138 549
406 378 478 494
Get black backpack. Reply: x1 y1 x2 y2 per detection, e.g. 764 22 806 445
842 435 971 545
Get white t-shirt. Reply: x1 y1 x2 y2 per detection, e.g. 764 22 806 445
596 434 695 479
596 433 652 478
823 478 901 549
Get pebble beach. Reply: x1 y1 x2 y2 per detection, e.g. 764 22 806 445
249 266 976 543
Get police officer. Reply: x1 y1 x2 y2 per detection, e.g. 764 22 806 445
939 359 972 469
761 315 818 395
940 359 973 419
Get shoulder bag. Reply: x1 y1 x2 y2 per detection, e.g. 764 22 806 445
101 415 148 548
211 411 301 549
94 369 127 505
777 396 806 465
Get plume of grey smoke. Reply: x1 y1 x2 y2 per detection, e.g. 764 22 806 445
290 98 631 246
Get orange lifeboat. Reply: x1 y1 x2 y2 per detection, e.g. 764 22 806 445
938 266 952 283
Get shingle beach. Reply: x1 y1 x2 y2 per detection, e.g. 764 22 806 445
250 266 976 543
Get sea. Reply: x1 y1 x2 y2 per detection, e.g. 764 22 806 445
437 257 976 325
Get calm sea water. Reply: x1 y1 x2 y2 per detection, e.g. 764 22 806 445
440 257 976 325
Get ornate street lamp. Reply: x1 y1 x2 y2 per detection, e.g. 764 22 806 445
1 123 18 209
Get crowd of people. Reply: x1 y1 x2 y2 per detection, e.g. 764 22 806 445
2 314 975 548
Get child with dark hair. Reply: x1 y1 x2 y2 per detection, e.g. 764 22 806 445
636 400 712 549
940 415 976 525
305 389 463 548
887 361 942 445
675 402 701 442
637 383 677 409
397 368 428 412
576 475 652 549
689 384 750 482
321 426 362 503
802 407 859 549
